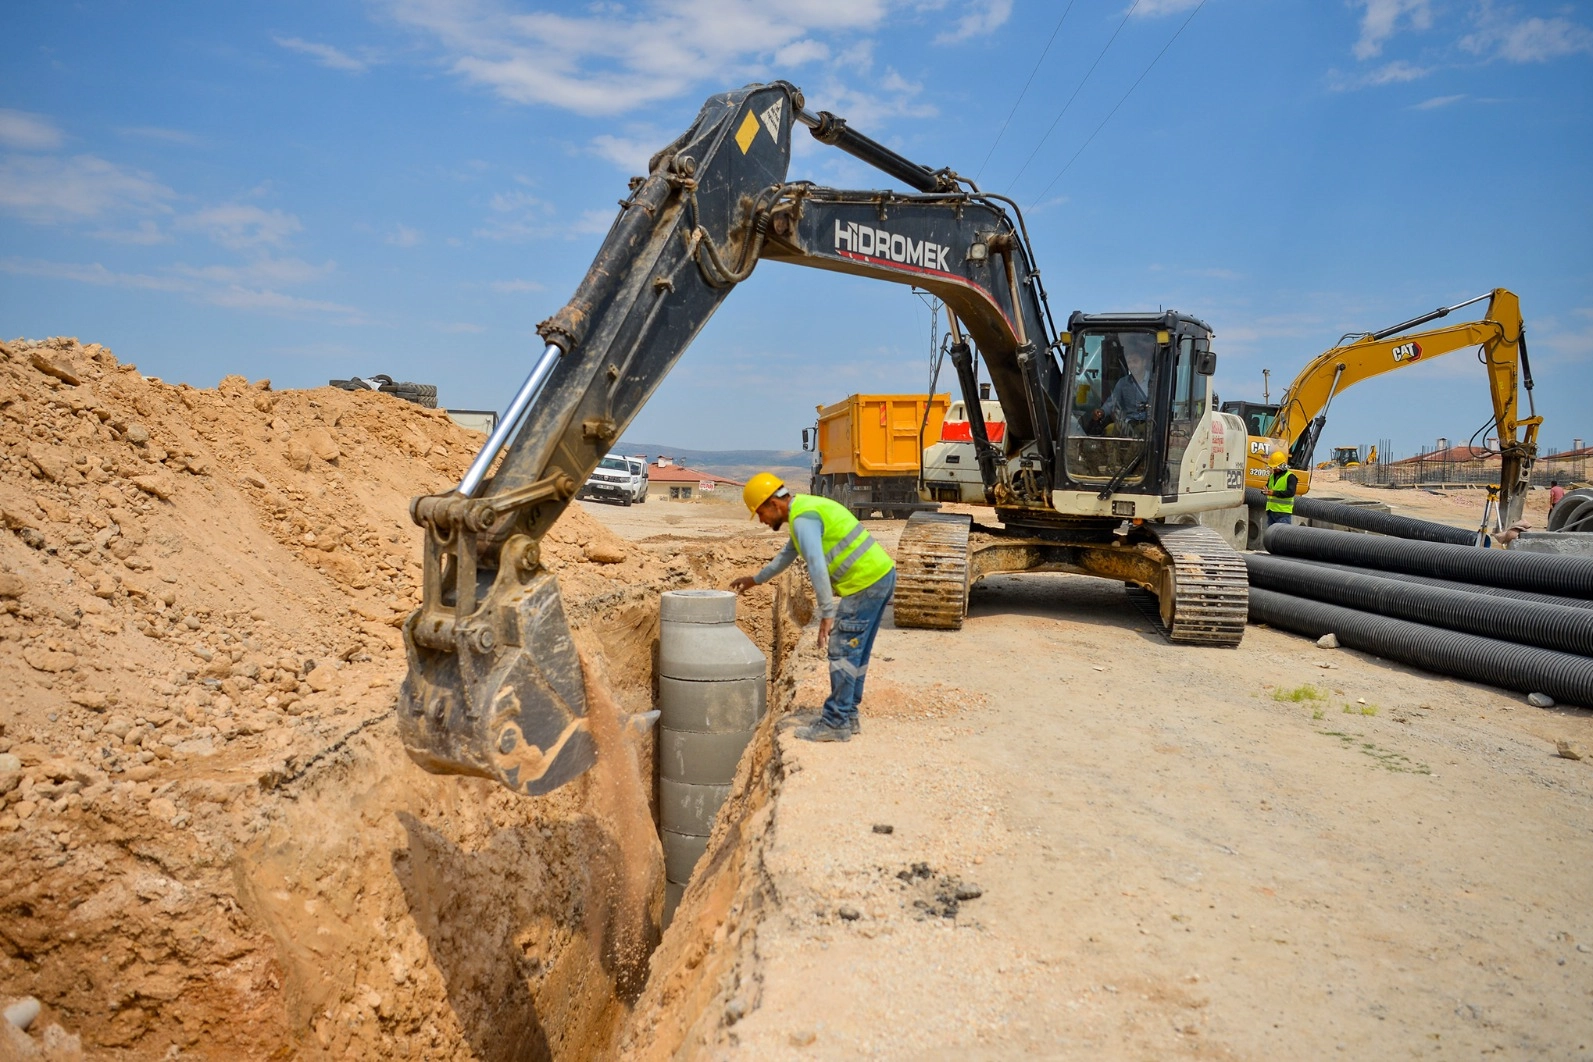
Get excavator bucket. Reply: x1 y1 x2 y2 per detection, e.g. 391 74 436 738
398 569 595 796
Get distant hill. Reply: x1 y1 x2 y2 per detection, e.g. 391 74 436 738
616 440 811 486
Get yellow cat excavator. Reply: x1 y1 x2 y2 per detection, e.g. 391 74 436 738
1235 288 1541 526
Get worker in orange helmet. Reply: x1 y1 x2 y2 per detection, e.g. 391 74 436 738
730 472 895 742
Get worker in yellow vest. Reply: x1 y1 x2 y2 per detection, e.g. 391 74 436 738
1265 451 1298 527
731 473 896 742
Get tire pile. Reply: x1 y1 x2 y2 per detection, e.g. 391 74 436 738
1247 521 1593 707
328 375 438 408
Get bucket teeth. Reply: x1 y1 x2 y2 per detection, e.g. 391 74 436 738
894 512 973 630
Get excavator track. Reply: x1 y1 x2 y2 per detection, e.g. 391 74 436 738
893 512 973 630
1137 523 1249 647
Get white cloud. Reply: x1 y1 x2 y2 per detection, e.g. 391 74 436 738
1352 0 1433 60
1130 0 1203 14
384 0 929 116
1328 59 1433 90
933 0 1013 43
0 154 174 223
440 321 486 333
0 109 64 151
177 204 302 249
1413 93 1466 109
1461 4 1593 62
90 220 171 245
273 35 372 72
171 257 335 287
0 256 359 321
589 131 662 171
387 224 424 246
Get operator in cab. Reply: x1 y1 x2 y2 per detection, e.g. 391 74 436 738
1265 451 1299 526
730 473 896 743
1086 334 1151 436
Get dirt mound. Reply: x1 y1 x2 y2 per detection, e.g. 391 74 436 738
0 337 798 1058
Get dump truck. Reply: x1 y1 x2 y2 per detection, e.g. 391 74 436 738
802 393 949 518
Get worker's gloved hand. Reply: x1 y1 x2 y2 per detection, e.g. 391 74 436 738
817 616 833 648
729 575 755 594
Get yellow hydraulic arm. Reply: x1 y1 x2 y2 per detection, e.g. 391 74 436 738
1247 288 1541 524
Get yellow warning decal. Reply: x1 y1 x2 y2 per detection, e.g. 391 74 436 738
735 110 760 154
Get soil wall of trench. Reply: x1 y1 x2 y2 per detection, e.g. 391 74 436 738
0 337 805 1060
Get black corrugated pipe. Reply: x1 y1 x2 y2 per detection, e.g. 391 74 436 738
1305 560 1593 612
1265 523 1593 598
1245 553 1593 657
1248 588 1593 707
1245 487 1475 545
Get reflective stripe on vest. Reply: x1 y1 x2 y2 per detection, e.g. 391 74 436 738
1267 469 1296 514
787 494 895 596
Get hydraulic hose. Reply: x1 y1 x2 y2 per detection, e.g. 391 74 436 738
1302 560 1593 612
1245 553 1593 657
1248 588 1593 707
1264 522 1593 598
1245 488 1475 545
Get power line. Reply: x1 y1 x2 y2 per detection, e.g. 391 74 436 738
1029 0 1208 207
973 0 1079 182
1006 0 1143 190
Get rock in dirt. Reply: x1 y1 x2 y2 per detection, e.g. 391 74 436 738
584 543 628 564
1316 633 1339 649
306 663 338 692
838 905 861 921
954 882 983 901
306 427 340 462
4 996 41 1031
127 473 175 501
0 572 25 598
789 1029 817 1047
1556 740 1584 762
22 647 76 673
29 350 80 385
723 998 747 1024
871 823 894 834
1528 692 1555 708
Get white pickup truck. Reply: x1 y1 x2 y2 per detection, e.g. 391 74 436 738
581 453 649 506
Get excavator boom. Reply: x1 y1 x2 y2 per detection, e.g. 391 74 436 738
397 82 1071 795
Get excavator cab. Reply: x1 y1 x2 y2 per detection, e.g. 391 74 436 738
1056 312 1215 497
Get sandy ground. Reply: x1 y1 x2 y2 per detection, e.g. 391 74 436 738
2 334 1585 1060
608 486 1593 1061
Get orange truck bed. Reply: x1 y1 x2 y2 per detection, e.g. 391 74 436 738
816 393 950 477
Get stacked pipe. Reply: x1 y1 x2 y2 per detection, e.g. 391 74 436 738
656 590 766 926
1250 524 1593 706
1246 487 1476 545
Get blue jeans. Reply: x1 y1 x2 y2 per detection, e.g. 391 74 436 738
820 568 896 730
1266 511 1292 526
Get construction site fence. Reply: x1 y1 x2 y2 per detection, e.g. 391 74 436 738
1342 456 1588 490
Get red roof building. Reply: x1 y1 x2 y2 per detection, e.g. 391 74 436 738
646 458 743 500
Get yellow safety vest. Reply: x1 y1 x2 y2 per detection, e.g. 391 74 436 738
1267 469 1296 514
787 495 895 596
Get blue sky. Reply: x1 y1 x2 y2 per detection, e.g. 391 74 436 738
2 0 1590 457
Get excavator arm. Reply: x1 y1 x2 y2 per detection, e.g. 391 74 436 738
398 81 1060 795
1252 288 1541 525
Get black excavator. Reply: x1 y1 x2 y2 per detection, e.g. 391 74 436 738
398 81 1251 796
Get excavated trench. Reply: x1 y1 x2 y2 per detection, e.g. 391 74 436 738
0 337 803 1060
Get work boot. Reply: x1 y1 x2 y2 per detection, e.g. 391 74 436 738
795 722 850 743
849 716 862 735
